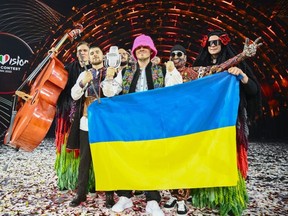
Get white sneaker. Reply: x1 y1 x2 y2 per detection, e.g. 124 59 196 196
111 196 133 213
146 200 164 216
163 196 177 209
176 200 188 215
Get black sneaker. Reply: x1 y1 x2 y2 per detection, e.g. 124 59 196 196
163 197 177 209
69 195 86 207
176 200 188 215
105 192 115 208
186 196 192 203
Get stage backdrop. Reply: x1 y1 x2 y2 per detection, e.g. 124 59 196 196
0 32 33 94
0 33 34 141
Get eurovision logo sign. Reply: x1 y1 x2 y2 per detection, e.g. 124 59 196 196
0 54 28 66
0 32 33 94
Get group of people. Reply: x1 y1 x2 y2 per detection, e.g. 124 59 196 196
55 29 262 216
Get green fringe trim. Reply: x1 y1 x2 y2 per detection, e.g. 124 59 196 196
54 143 95 192
190 170 248 216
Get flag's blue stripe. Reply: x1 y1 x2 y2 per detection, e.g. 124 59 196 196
88 72 239 142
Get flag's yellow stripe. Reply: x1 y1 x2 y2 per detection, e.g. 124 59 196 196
91 126 238 191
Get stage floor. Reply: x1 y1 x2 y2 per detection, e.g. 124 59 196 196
0 139 287 215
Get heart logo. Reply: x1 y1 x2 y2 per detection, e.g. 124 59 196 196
0 54 10 65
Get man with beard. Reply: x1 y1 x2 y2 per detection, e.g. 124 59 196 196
162 44 196 216
69 45 115 208
101 34 182 216
169 44 198 83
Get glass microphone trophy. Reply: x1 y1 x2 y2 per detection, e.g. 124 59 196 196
104 46 121 69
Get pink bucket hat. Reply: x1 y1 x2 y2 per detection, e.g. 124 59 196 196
131 34 157 60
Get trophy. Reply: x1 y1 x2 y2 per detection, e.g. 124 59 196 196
104 46 121 68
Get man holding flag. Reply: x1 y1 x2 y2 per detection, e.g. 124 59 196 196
100 34 182 216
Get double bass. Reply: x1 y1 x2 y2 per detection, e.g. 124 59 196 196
4 26 83 152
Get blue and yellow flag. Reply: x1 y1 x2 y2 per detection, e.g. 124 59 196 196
88 72 240 191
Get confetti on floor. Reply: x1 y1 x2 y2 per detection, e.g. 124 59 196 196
0 139 287 215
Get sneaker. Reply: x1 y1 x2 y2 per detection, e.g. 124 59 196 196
105 192 115 208
176 200 188 215
146 200 164 216
163 196 177 209
111 196 133 213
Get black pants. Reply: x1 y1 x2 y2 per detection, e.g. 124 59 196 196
117 190 161 203
77 130 114 198
77 130 91 196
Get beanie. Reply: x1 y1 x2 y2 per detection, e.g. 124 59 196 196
170 44 186 55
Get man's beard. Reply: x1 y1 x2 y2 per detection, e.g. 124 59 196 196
120 61 127 66
174 58 186 69
92 59 102 66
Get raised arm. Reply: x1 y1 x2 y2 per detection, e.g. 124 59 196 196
194 37 262 78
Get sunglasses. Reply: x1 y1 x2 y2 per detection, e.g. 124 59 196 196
171 51 184 58
208 40 221 46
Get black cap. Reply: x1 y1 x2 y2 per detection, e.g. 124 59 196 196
170 44 186 55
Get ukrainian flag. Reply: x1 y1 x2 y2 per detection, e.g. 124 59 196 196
88 72 239 191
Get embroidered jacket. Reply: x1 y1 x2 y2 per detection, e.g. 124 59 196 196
101 62 183 97
122 62 165 94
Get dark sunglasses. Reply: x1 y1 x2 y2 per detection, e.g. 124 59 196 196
171 51 184 58
208 40 221 46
